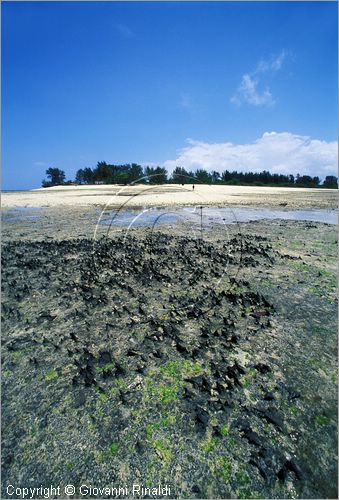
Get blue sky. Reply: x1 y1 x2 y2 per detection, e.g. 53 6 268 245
2 1 338 190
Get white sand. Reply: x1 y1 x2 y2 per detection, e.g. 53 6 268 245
2 183 337 209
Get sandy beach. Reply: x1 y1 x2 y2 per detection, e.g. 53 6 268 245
2 183 338 209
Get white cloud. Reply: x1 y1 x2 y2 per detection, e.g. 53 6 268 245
231 50 287 107
231 74 274 107
270 50 286 71
255 50 287 74
163 132 338 179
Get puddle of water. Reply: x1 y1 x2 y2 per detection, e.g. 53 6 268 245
98 206 338 228
3 206 337 225
5 207 44 211
2 207 44 221
230 207 337 225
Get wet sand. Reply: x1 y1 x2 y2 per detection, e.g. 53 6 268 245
1 200 338 499
2 183 338 209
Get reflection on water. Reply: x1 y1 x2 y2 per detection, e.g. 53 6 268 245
2 207 44 221
99 206 338 227
2 206 337 226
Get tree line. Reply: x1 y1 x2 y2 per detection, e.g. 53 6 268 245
42 162 338 189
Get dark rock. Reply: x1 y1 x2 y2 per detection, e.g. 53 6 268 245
195 406 210 431
98 350 112 365
127 349 140 357
277 459 303 481
263 391 275 401
255 406 284 431
253 363 272 374
288 390 301 401
40 415 48 428
232 417 250 431
249 458 268 480
242 429 263 447
74 390 86 408
135 440 145 454
176 342 189 356
191 485 201 496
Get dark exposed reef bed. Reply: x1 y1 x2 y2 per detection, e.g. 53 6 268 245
1 220 337 498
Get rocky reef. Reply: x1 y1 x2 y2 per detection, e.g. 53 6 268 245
1 221 337 498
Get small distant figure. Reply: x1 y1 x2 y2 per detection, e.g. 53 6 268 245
192 184 195 191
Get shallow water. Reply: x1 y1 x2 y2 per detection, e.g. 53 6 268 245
2 206 337 227
3 207 44 221
99 206 338 228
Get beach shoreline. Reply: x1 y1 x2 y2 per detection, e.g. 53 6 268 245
2 183 338 209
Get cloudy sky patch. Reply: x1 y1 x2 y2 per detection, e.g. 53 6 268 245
231 50 288 107
164 132 338 179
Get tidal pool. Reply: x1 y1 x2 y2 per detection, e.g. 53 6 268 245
99 206 338 228
2 207 44 220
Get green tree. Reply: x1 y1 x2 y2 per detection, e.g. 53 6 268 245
144 166 167 184
171 166 190 184
153 166 167 184
323 175 338 189
83 167 94 184
116 171 129 185
129 163 144 182
93 161 112 183
43 168 66 186
295 175 320 188
75 169 85 184
195 169 210 184
75 167 94 184
211 171 221 183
